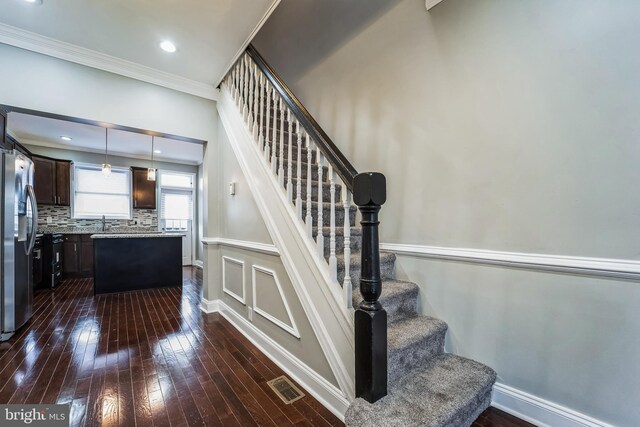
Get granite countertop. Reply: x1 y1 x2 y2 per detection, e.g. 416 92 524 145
38 227 158 235
90 233 185 239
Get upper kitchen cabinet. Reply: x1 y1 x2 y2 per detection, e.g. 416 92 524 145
131 167 156 209
33 155 71 206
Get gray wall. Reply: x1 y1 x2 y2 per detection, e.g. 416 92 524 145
254 1 640 425
203 110 338 387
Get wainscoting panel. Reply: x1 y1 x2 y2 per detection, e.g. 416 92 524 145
252 265 300 338
222 256 246 304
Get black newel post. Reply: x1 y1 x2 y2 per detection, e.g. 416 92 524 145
353 172 387 403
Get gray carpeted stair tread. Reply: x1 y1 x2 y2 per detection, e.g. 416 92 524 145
387 315 448 384
345 353 497 427
352 280 419 324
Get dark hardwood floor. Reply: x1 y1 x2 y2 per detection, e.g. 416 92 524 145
0 267 531 427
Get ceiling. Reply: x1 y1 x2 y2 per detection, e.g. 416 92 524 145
8 112 204 165
0 0 279 98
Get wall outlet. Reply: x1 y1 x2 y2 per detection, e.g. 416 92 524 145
229 182 236 196
247 307 253 321
46 216 52 224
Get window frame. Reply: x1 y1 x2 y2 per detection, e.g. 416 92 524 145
71 163 133 220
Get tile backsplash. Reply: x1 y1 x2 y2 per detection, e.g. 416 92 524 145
37 205 158 230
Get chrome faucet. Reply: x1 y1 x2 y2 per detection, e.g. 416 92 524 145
101 215 106 232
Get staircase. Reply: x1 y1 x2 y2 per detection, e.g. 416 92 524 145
221 45 497 427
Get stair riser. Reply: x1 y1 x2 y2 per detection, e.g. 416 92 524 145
353 291 418 324
315 233 362 258
388 329 446 385
267 145 318 165
283 166 326 183
303 205 357 229
300 182 342 202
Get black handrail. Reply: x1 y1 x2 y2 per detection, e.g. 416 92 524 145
246 44 358 192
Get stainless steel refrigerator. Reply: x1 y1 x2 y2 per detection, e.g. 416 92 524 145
1 150 38 341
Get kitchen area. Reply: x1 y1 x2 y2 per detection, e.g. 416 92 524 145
1 107 204 341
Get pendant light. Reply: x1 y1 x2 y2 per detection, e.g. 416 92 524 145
147 135 157 181
102 128 111 176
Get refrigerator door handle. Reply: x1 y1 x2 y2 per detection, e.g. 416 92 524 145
25 184 38 256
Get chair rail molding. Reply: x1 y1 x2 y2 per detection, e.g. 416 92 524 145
203 237 280 256
380 242 640 281
0 23 218 100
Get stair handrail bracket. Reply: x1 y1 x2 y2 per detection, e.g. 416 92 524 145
353 172 388 403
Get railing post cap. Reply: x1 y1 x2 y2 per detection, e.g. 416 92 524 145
353 172 386 206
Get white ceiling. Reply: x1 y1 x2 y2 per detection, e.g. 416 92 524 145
7 112 204 165
0 0 278 97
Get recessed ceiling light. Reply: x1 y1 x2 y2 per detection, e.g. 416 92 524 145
159 41 177 53
60 136 72 141
23 0 43 4
153 149 162 154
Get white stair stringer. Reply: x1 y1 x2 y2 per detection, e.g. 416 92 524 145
217 87 355 403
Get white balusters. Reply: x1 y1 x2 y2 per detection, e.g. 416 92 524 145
225 60 359 307
243 55 250 120
342 190 352 307
252 64 259 139
329 166 337 281
258 75 265 147
265 83 272 159
286 109 293 203
296 122 303 219
271 89 277 174
278 98 285 186
305 133 313 238
316 150 324 258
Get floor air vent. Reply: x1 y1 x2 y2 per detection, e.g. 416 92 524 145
267 376 305 404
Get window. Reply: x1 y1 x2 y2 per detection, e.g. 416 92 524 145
72 164 132 219
159 172 193 231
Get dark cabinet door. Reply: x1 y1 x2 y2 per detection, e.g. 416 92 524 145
80 235 94 275
62 235 80 275
33 156 57 205
56 161 71 206
132 167 157 209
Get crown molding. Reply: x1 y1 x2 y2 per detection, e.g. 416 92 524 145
0 23 218 101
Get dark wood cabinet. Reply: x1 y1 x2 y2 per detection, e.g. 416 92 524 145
62 234 80 275
80 235 94 275
132 167 157 209
56 161 71 205
62 234 94 277
33 156 71 206
33 156 57 205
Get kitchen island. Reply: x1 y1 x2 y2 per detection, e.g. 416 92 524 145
91 233 183 294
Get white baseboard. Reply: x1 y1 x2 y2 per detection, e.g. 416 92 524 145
199 297 220 314
492 383 614 427
199 298 350 421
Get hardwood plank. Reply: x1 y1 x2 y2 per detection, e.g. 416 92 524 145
0 267 533 427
